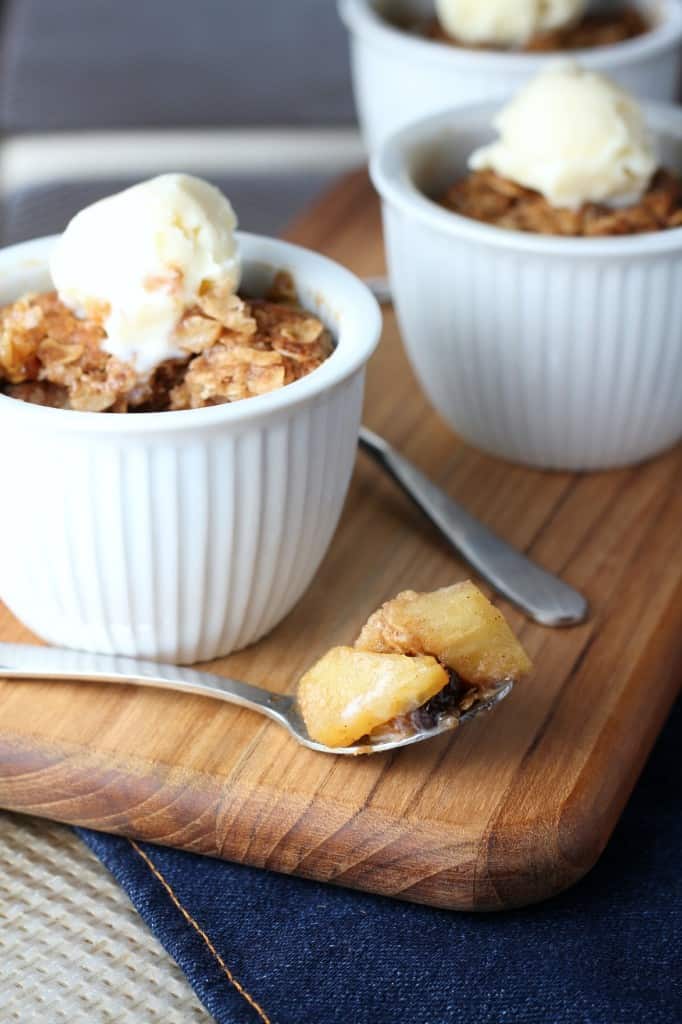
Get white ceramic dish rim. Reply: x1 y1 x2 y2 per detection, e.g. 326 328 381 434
371 99 682 257
0 232 381 434
339 0 682 71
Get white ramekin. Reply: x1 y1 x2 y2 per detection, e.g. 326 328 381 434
0 234 381 662
371 101 682 470
340 0 682 150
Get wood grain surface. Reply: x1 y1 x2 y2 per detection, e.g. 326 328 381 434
1 171 681 910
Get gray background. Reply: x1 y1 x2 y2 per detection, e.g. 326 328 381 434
0 0 358 241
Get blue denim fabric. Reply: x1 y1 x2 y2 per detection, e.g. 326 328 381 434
78 700 681 1024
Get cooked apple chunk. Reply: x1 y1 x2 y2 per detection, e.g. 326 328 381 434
356 582 531 689
298 647 448 748
297 582 531 749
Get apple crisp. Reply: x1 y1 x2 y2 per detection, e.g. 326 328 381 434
418 7 648 51
441 168 682 236
0 272 333 413
298 582 531 748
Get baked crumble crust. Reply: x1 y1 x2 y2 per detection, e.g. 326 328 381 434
420 7 648 52
0 271 333 412
441 168 682 236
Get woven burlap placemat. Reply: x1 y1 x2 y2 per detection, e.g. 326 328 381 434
0 811 211 1022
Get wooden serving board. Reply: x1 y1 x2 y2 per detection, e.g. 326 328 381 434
1 171 681 911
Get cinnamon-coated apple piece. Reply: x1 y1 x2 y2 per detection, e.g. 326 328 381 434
298 582 531 749
298 647 448 748
356 581 531 688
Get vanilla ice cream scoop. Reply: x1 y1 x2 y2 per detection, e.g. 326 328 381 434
50 174 240 374
434 0 586 47
469 64 657 209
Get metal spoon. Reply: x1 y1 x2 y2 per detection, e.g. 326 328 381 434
0 642 512 757
359 428 587 627
363 275 393 306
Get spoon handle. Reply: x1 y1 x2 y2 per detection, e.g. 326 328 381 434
359 427 588 627
363 275 393 306
0 642 293 725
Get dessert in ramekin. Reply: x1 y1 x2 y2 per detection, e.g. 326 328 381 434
1 176 334 413
0 177 381 662
371 67 682 470
339 0 682 150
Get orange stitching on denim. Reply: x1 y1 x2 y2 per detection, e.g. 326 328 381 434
129 839 271 1024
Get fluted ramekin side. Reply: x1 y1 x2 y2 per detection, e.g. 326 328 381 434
383 204 682 469
0 374 365 661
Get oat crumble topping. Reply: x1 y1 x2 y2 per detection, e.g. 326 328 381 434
0 272 333 413
441 168 682 236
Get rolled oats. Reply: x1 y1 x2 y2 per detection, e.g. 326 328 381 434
0 273 333 413
442 169 682 237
